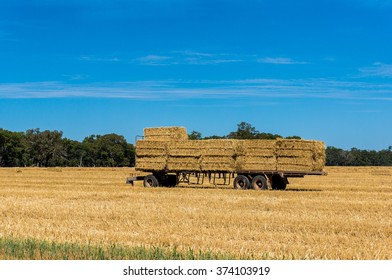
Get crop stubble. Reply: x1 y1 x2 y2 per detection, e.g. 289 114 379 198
0 167 391 259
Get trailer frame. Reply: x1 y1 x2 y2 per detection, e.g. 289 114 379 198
126 169 327 190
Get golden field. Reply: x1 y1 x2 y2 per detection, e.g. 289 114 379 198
0 166 391 259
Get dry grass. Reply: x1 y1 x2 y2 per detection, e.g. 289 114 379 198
0 167 391 259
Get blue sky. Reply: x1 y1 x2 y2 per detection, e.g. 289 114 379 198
0 0 391 149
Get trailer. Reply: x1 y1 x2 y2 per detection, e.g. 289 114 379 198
126 126 327 190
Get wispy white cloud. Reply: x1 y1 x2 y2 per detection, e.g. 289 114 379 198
1 78 391 101
62 74 90 81
80 56 120 62
257 57 308 65
136 55 173 65
359 62 392 78
135 51 244 66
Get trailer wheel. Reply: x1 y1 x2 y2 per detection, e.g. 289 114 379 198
234 175 250 190
271 174 287 190
163 174 177 187
251 175 268 190
144 175 159 187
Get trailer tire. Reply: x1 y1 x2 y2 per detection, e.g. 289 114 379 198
234 175 250 190
144 175 159 187
251 175 268 190
271 174 287 190
164 174 177 187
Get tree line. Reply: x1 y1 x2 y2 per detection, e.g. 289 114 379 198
0 128 134 167
1 122 391 167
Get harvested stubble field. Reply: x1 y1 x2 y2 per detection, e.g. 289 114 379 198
0 167 391 259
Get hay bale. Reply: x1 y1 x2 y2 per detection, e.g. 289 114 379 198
235 156 277 171
167 141 203 157
277 157 314 165
136 157 167 171
311 141 326 171
236 140 276 156
136 140 167 157
136 140 168 171
201 140 236 157
167 156 200 171
201 156 235 172
276 139 315 150
276 149 313 158
236 163 277 171
144 126 188 141
275 139 326 172
276 164 313 172
136 140 167 156
239 139 277 150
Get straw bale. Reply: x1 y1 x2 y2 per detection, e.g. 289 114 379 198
235 155 276 171
276 149 313 158
201 156 235 171
136 148 167 157
136 140 167 157
202 139 236 148
235 162 277 171
276 139 315 150
277 157 314 166
240 140 277 149
136 156 167 171
167 156 200 164
311 141 326 171
201 140 236 157
237 156 276 164
167 141 203 157
236 140 276 156
238 148 275 157
167 149 201 157
276 164 313 172
136 140 167 149
167 156 200 171
166 162 200 171
144 126 188 141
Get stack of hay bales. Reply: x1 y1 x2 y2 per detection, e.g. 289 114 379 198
275 139 325 172
200 140 236 172
135 140 167 171
235 140 277 171
136 127 189 171
166 140 237 172
144 126 188 141
166 141 202 171
136 126 325 173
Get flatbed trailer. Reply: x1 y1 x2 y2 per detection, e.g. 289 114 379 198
126 169 327 190
126 126 327 190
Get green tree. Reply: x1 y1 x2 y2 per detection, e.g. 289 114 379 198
25 129 65 167
326 146 348 166
82 133 134 167
227 122 282 140
82 135 99 167
96 134 131 167
227 122 258 139
188 130 202 140
285 135 301 139
0 129 28 167
62 138 85 167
